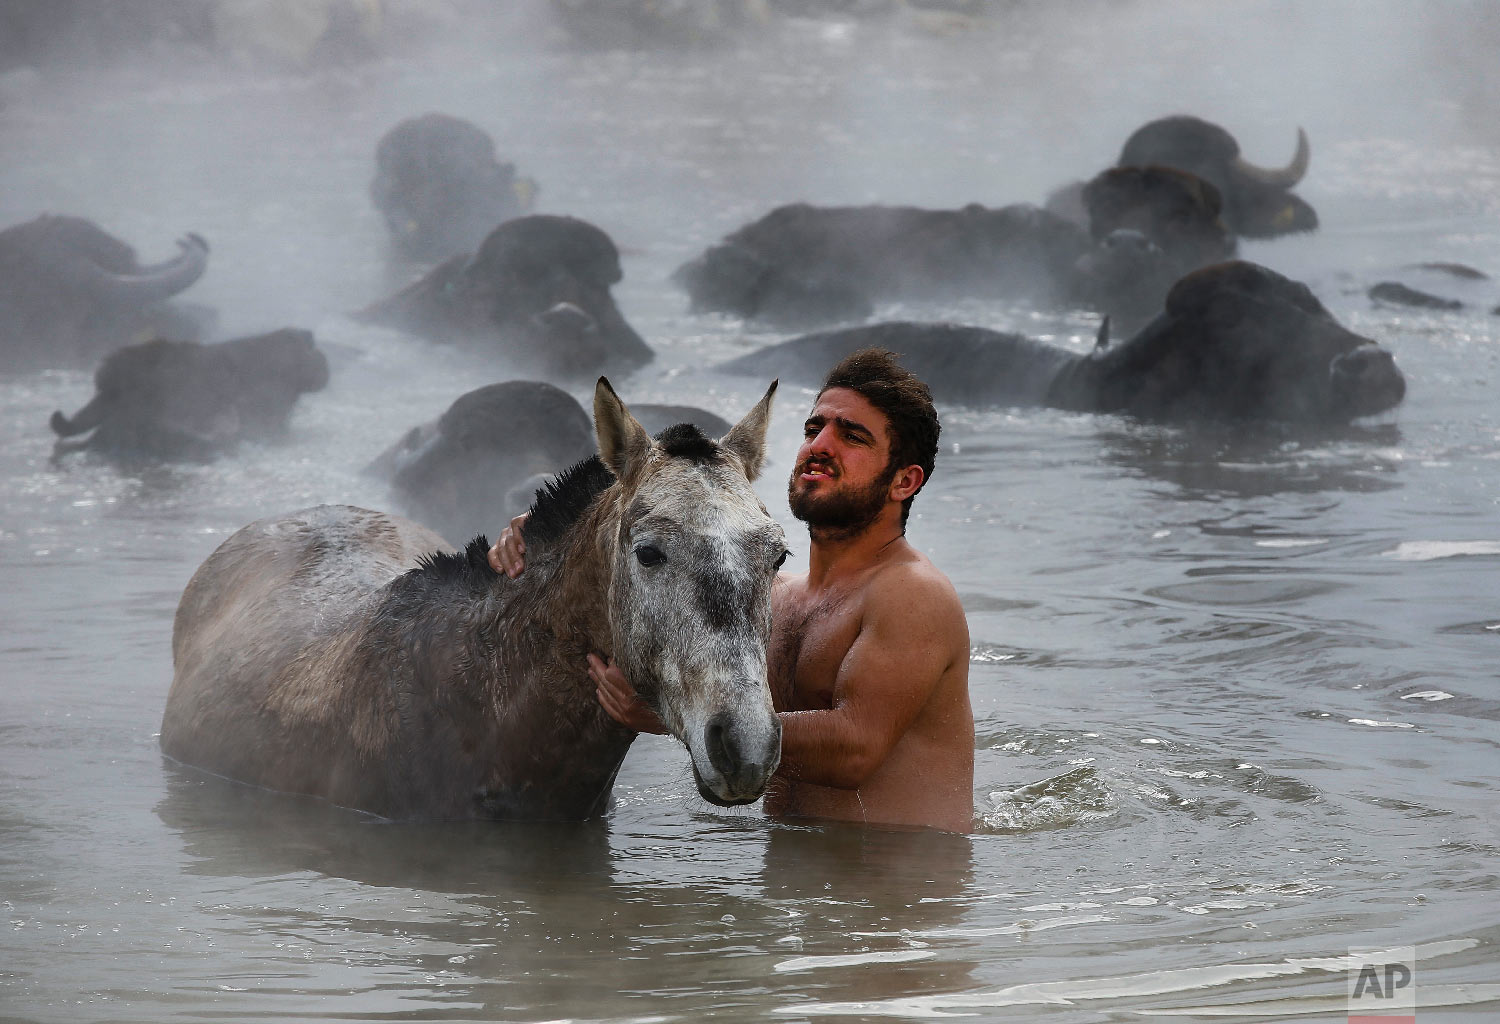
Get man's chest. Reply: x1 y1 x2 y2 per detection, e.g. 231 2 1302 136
769 587 862 711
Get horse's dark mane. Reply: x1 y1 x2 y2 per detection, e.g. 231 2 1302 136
407 430 720 591
412 537 499 588
655 422 721 463
523 429 722 549
524 454 616 550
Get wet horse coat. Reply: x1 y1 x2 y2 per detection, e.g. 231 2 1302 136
161 379 785 819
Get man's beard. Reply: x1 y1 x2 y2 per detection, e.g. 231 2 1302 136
788 462 896 540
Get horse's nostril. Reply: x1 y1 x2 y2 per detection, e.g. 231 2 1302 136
705 713 737 778
702 708 780 801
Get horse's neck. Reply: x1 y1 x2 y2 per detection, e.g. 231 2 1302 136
501 502 615 655
352 510 627 819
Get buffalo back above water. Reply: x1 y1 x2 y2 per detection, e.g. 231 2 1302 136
675 183 1238 333
716 262 1404 425
49 328 328 463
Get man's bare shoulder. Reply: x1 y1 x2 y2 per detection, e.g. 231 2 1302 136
867 543 967 634
872 542 961 599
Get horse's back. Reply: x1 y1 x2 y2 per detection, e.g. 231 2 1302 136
162 504 452 775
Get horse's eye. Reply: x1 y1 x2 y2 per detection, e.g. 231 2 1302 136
635 544 665 567
774 549 789 570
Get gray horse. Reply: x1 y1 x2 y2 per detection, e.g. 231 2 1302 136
161 377 786 820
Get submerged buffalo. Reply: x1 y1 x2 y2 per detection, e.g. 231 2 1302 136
161 378 786 820
49 328 329 463
358 214 653 383
674 163 1233 331
0 215 210 372
1365 262 1500 315
717 261 1405 424
367 379 735 545
372 112 539 264
1116 116 1316 238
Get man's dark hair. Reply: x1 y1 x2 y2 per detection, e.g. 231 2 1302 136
819 348 940 529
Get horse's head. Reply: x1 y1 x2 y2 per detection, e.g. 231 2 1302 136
593 377 785 806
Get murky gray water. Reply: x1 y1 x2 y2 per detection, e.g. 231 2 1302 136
3 3 1498 1021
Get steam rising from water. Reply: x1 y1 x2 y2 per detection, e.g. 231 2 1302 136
3 1 1498 348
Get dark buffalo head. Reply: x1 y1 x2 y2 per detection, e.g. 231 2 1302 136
49 328 327 464
368 380 597 545
213 328 330 432
371 112 538 263
357 214 654 383
1072 165 1238 327
0 215 210 371
1076 261 1404 423
367 378 738 545
1117 116 1317 238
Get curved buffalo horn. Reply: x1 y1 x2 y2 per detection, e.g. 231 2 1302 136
76 233 210 306
1232 127 1310 189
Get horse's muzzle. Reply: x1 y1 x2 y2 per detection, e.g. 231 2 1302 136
693 707 782 806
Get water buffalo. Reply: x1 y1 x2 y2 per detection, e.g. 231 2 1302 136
1116 116 1317 238
1071 165 1237 328
49 328 329 463
366 379 735 545
371 112 539 264
357 215 654 383
0 215 210 372
161 378 786 820
717 261 1405 424
674 163 1233 332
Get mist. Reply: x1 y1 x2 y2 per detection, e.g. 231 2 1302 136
3 0 1497 342
6 4 1500 1021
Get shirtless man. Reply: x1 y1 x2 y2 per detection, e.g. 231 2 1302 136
490 349 974 832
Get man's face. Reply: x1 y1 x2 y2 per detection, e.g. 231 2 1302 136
788 387 898 534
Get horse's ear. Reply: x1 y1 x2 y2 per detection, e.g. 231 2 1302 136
719 379 777 482
593 376 652 479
